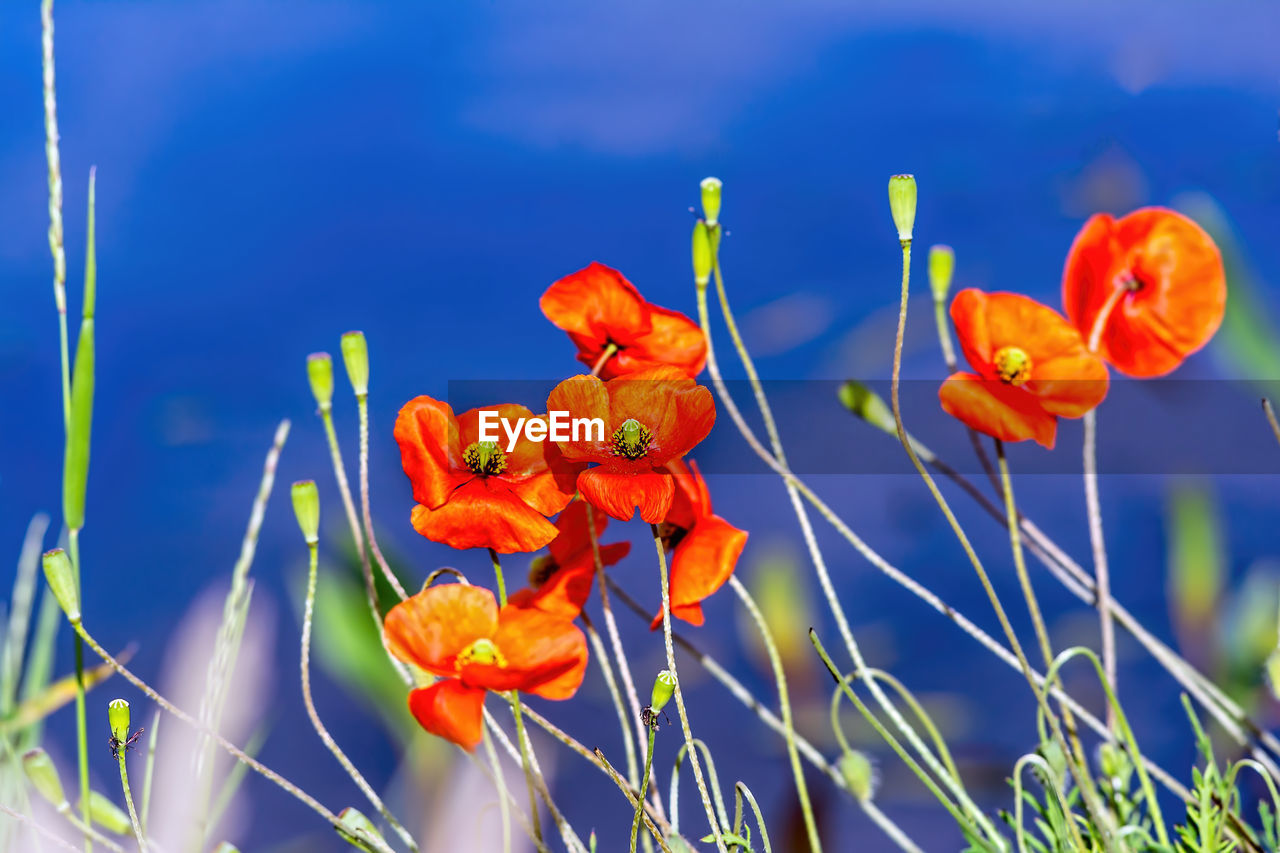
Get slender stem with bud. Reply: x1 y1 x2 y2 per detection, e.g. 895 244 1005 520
358 394 409 601
115 746 146 852
629 727 657 853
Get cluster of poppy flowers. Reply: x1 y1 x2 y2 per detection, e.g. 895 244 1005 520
384 262 746 749
939 208 1226 447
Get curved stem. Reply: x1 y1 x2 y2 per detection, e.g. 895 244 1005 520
1264 399 1280 446
301 540 418 850
651 525 726 853
358 394 409 601
728 576 821 852
591 343 618 377
630 727 657 852
1082 411 1116 726
481 724 513 853
115 749 146 852
580 612 640 798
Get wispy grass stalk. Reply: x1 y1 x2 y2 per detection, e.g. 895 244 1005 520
1082 411 1117 725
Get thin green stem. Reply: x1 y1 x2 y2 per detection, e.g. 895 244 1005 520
932 293 957 372
651 525 726 853
139 711 158 833
728 576 820 852
489 549 542 843
300 541 418 850
630 727 657 852
357 394 409 601
590 342 618 377
489 706 587 853
115 749 146 852
580 611 641 800
69 532 89 853
481 725 512 853
1082 411 1116 727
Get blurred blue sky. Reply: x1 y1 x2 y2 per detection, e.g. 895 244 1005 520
2 1 1279 849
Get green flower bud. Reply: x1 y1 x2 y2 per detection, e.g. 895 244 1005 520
928 244 954 303
41 548 80 624
336 806 388 852
307 352 335 414
340 331 369 398
650 669 675 713
81 790 131 835
888 174 917 243
22 748 67 808
107 698 131 742
700 177 722 227
1039 739 1068 789
291 480 321 545
838 750 876 801
213 844 241 853
667 836 696 853
837 381 895 435
1097 741 1131 785
692 221 713 287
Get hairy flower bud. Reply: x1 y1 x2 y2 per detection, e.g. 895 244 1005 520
41 548 80 624
838 750 876 801
337 806 389 852
692 221 713 287
82 790 131 835
108 698 131 743
22 748 67 808
888 174 917 243
837 381 895 435
291 480 321 545
308 352 334 414
340 331 370 398
650 669 675 713
700 177 722 227
928 244 954 303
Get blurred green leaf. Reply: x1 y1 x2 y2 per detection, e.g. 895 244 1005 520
0 653 125 735
1167 484 1225 664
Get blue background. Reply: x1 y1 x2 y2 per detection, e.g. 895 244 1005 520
2 1 1279 849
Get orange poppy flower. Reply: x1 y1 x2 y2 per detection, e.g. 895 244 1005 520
394 397 578 554
547 366 716 523
384 583 588 750
1062 207 1225 377
650 459 747 629
938 289 1109 449
540 262 707 380
507 499 631 619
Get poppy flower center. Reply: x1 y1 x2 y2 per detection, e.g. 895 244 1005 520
463 440 507 476
457 637 506 669
657 521 689 551
611 418 653 460
993 346 1032 386
528 554 558 588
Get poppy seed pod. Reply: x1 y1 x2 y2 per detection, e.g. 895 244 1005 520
888 174 917 243
340 331 369 397
692 220 713 287
41 548 80 624
107 698 131 742
307 352 334 414
291 480 321 545
928 244 955 303
22 748 67 808
650 669 675 713
700 177 722 227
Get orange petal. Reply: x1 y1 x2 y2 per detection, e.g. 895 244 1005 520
547 375 612 461
384 583 498 673
603 305 707 380
457 606 588 699
650 602 706 630
938 373 1057 449
410 479 559 554
607 368 716 464
541 262 652 347
394 396 467 509
648 515 746 628
407 681 487 751
578 468 675 523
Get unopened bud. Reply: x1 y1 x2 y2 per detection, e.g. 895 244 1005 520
888 174 917 243
81 790 131 835
107 698 131 742
692 221 713 287
1097 741 1131 784
667 836 696 853
41 548 80 624
22 748 67 808
213 844 241 853
837 381 895 435
291 481 320 545
700 177 722 227
337 806 388 852
838 750 876 801
928 245 954 303
308 353 334 414
340 331 369 398
650 670 675 713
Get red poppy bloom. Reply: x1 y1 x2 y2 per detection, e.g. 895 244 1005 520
547 366 716 523
384 583 588 751
650 459 747 629
507 499 631 619
939 289 1109 449
540 263 707 380
394 398 578 554
1062 207 1226 377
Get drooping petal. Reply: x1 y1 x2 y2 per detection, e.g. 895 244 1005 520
509 543 630 620
458 607 588 698
578 468 675 523
604 305 707 380
1062 208 1226 377
394 396 467 509
384 583 499 674
650 514 747 629
541 263 653 353
410 479 560 554
938 373 1057 449
664 459 711 530
407 681 487 751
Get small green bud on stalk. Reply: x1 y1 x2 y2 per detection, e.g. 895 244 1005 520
64 174 98 534
108 698 131 742
888 174 917 243
22 748 67 808
837 381 896 435
336 806 389 852
650 669 675 713
700 177 722 227
838 750 876 801
42 548 81 624
1097 741 1131 785
692 221 713 287
213 844 242 853
81 790 132 835
928 244 955 303
291 481 321 545
340 331 370 397
308 353 335 414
